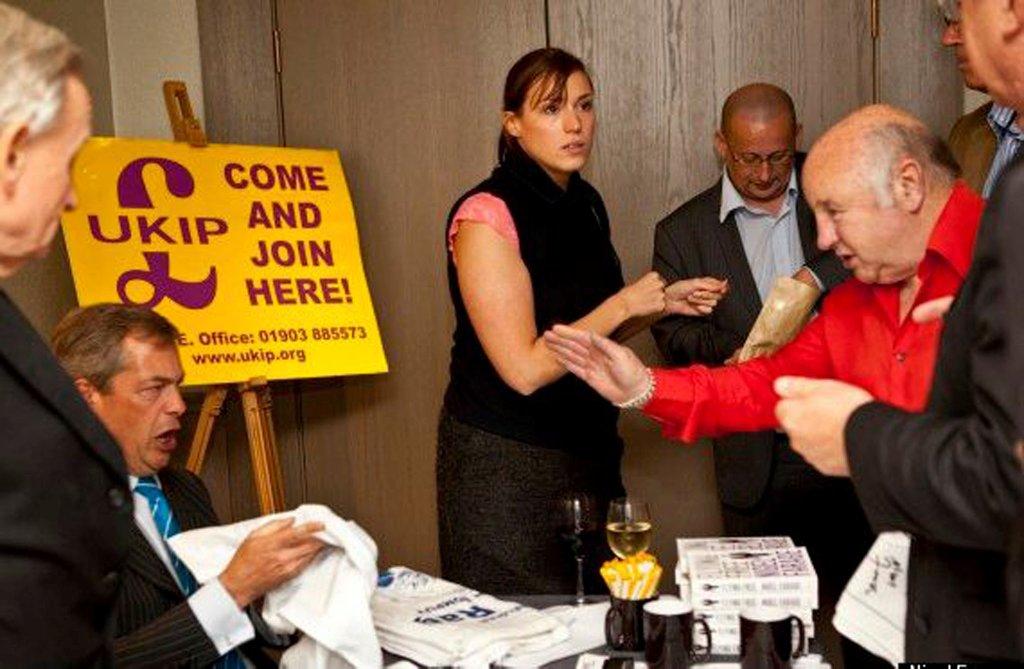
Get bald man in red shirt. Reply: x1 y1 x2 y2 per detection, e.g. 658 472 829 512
544 105 983 665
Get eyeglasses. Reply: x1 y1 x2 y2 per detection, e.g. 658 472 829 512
729 149 794 168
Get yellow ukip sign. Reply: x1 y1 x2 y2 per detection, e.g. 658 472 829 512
61 137 388 385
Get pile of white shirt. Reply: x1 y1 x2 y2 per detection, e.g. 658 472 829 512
170 504 382 669
372 567 570 667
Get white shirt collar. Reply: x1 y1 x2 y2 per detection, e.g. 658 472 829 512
129 473 162 489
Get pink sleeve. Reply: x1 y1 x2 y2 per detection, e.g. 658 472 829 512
447 192 520 260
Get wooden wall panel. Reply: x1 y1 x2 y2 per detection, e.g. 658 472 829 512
880 1 963 137
194 0 306 520
548 0 873 570
275 0 546 571
195 0 281 147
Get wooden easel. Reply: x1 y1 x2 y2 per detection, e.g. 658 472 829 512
163 80 286 515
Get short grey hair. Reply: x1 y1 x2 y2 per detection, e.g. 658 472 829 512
52 304 180 392
861 121 960 207
0 3 81 135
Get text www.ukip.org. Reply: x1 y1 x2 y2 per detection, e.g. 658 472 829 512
191 347 307 365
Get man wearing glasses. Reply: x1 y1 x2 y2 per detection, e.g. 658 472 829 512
649 83 867 664
941 0 1022 196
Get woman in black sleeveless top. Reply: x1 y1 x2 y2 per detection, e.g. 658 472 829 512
437 48 719 594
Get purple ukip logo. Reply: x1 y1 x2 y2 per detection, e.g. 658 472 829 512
112 157 218 309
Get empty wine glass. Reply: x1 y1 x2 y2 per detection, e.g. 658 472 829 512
561 492 598 605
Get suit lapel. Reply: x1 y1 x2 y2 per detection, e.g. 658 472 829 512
126 470 212 597
161 469 216 531
0 293 126 477
795 194 819 265
126 523 183 597
714 210 761 321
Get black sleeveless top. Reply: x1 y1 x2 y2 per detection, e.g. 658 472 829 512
442 148 625 452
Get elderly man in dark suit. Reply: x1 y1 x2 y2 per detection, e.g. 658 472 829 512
649 83 870 663
52 304 326 668
0 5 134 665
770 2 1024 658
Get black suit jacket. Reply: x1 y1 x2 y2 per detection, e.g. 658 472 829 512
0 292 132 667
115 468 277 668
845 158 1024 660
651 163 848 507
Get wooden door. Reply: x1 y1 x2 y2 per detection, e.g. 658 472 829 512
547 0 874 566
271 1 545 570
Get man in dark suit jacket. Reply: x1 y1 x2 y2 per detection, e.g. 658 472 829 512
0 6 135 665
52 304 326 668
650 85 868 646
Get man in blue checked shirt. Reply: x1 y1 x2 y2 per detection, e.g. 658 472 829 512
941 0 1022 196
52 303 326 668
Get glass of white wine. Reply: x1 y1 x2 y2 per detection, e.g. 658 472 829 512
606 497 653 559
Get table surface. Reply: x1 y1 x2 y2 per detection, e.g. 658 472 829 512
382 595 825 668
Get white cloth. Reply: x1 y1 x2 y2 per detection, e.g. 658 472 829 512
832 531 909 666
373 567 570 667
129 475 255 656
169 504 382 669
501 602 608 667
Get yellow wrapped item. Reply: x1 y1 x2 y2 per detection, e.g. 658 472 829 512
600 552 663 600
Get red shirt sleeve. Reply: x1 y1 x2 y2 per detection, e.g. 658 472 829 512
642 310 835 443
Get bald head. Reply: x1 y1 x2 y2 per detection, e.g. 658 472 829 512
720 83 797 137
803 105 962 286
806 104 959 206
714 84 801 211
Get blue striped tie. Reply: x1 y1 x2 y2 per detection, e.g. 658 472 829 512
134 477 246 669
133 476 198 595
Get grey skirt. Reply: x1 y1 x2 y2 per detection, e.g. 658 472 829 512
436 408 624 595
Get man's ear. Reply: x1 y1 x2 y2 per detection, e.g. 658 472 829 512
794 122 804 150
0 122 29 201
1006 0 1024 37
892 158 926 213
713 129 729 164
73 377 101 407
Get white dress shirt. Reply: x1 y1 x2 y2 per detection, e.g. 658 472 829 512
130 474 255 656
719 168 820 300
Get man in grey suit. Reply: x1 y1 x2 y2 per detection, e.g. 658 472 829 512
53 303 326 668
0 5 134 664
650 84 876 665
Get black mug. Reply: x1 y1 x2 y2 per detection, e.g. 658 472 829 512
642 598 712 669
605 595 657 651
739 608 806 669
